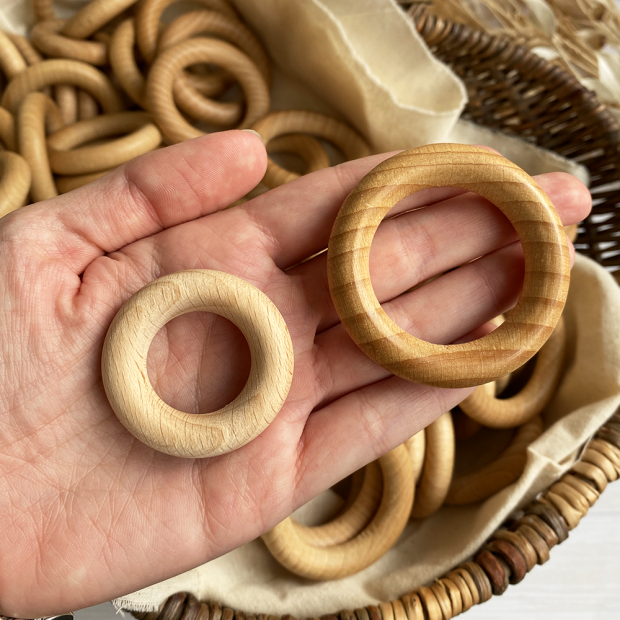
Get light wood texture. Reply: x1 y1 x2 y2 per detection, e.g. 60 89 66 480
109 19 146 107
446 416 543 505
61 0 138 39
0 151 31 216
55 84 78 125
405 428 426 485
145 38 269 142
47 111 161 175
6 33 44 65
460 316 567 428
31 0 55 22
252 110 372 188
2 59 124 115
17 91 64 202
292 461 382 547
410 411 455 519
261 444 414 580
101 270 294 458
0 106 17 151
327 144 571 388
78 90 99 120
0 31 28 79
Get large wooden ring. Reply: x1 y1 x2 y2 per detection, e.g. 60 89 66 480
327 144 571 388
0 31 28 79
101 270 294 458
0 151 32 217
460 316 567 429
61 0 138 40
261 444 413 580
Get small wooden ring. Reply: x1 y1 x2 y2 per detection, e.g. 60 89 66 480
461 561 493 603
252 110 371 187
443 574 473 612
61 0 138 39
0 152 32 217
561 473 600 507
542 492 582 529
261 444 413 580
439 578 463 616
589 438 620 472
2 59 124 116
101 270 294 458
390 600 407 620
263 134 331 188
527 500 569 542
47 111 161 175
492 529 537 572
475 550 510 595
135 0 238 63
401 593 424 620
291 461 382 546
570 460 608 493
109 19 147 107
145 38 269 143
446 416 543 505
460 316 566 428
447 568 480 606
549 481 590 515
429 582 452 620
327 144 570 388
512 514 558 549
405 428 426 485
582 446 619 482
410 412 455 519
56 170 109 194
515 524 551 565
0 106 17 151
0 31 28 79
30 19 108 66
17 92 64 202
415 587 442 620
484 539 527 584
378 602 394 620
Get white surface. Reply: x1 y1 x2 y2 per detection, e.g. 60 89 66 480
76 483 620 620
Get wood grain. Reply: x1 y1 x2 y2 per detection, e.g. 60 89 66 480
327 144 571 388
101 270 294 458
0 151 31 217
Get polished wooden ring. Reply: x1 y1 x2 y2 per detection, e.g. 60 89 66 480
405 427 426 485
0 106 17 151
446 416 543 505
101 270 294 458
47 111 161 175
6 32 44 66
460 316 567 429
261 444 413 580
252 110 372 188
145 38 269 143
17 92 64 202
61 0 138 40
2 59 124 116
410 411 455 519
109 19 146 108
327 144 571 388
0 31 28 79
0 151 32 217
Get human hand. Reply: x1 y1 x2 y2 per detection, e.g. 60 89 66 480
0 130 591 617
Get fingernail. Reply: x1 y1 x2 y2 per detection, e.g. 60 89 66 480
241 129 264 143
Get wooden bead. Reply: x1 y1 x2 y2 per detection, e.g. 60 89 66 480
571 460 608 492
47 111 161 175
2 59 124 116
400 593 424 620
429 581 453 619
55 170 109 193
261 444 413 580
561 473 600 507
526 500 569 543
543 492 583 529
475 550 510 595
493 529 537 572
61 0 138 39
415 587 442 620
410 412 454 519
515 524 551 565
101 270 294 458
484 539 527 584
460 562 492 603
446 416 543 505
512 514 558 550
30 19 108 66
582 446 618 482
252 110 371 188
444 571 475 611
405 428 426 486
146 38 269 142
549 481 590 514
327 144 570 388
460 316 566 428
439 578 463 616
0 151 31 216
292 461 382 546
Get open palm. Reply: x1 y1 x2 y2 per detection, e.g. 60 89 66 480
0 131 590 617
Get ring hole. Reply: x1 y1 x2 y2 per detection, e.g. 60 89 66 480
147 311 251 414
368 187 522 345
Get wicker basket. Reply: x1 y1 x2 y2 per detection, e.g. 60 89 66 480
124 10 620 620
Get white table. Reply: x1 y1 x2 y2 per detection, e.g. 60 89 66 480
76 482 620 620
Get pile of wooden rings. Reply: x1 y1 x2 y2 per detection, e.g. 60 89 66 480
1 0 576 586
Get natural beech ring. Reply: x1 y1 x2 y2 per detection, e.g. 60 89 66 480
327 144 571 388
101 270 294 458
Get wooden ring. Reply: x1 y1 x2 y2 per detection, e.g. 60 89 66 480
2 59 124 116
0 106 17 151
0 31 28 79
31 0 55 22
261 444 413 580
263 133 331 188
410 411 455 519
47 111 161 175
327 144 570 388
145 38 269 143
446 416 543 505
77 90 99 120
405 428 426 485
135 0 238 63
61 0 138 40
17 92 64 202
109 18 147 107
292 461 383 547
0 152 32 217
460 316 566 428
401 593 425 620
6 33 44 66
54 84 78 125
252 110 371 187
101 270 294 458
30 19 108 66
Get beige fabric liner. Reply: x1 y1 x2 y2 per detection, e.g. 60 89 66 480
0 0 612 615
